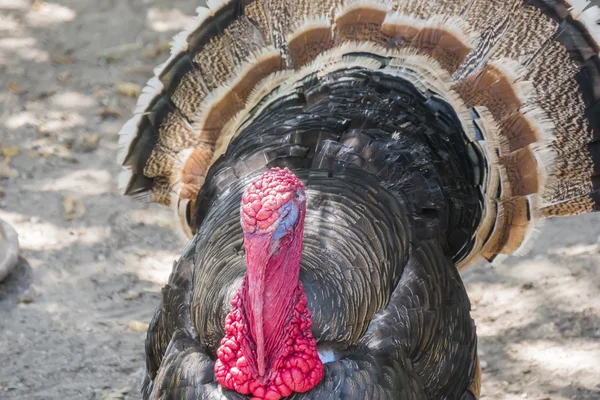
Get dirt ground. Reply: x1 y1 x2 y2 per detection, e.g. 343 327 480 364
0 1 599 399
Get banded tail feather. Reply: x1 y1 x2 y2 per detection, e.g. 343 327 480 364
118 0 600 268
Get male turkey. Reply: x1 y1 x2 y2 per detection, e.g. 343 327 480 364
118 0 600 398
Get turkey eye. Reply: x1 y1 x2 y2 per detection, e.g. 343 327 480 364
272 203 299 239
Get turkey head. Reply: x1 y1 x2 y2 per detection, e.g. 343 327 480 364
215 167 323 399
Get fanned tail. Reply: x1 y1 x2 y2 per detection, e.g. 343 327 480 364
118 0 600 267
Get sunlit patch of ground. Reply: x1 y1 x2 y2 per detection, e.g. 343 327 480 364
464 215 600 399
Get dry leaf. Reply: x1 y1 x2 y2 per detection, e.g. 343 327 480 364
101 387 130 400
94 88 110 104
99 43 142 56
56 71 71 84
124 287 160 301
2 146 20 158
52 54 76 64
520 282 534 291
125 65 154 75
101 393 123 400
156 40 171 53
8 82 26 95
99 106 121 120
99 42 142 64
58 134 75 149
100 53 124 63
143 40 171 58
17 296 35 304
142 49 157 59
76 134 100 152
0 160 18 179
123 291 142 301
31 0 44 10
127 320 148 332
94 88 108 98
29 138 77 162
116 82 142 98
63 195 85 220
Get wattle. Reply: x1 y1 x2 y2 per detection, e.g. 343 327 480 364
215 284 324 399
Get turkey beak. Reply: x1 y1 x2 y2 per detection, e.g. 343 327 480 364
243 232 274 377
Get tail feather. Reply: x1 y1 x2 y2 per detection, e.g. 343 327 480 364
118 0 600 268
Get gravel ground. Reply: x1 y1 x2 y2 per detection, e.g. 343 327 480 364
0 1 599 399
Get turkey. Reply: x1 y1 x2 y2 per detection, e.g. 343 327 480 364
118 0 600 398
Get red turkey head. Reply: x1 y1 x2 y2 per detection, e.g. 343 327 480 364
215 168 323 399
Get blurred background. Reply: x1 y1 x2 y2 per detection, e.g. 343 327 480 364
0 1 598 399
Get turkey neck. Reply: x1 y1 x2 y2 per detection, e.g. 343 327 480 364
242 222 304 377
